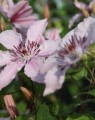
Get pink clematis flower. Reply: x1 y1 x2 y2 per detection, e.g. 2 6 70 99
0 19 59 90
0 0 36 29
36 17 95 96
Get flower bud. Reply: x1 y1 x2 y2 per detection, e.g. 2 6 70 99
44 4 50 19
20 87 32 101
4 94 18 119
0 17 7 32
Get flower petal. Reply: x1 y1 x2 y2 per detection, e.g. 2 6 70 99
0 50 11 67
68 13 82 29
39 40 60 56
75 17 95 46
32 72 45 83
60 29 74 47
45 29 61 40
40 55 57 74
24 58 43 79
0 0 14 17
74 0 87 10
61 17 95 48
0 30 22 50
12 16 36 28
8 0 32 18
37 35 45 44
43 66 70 96
0 61 24 90
26 19 47 43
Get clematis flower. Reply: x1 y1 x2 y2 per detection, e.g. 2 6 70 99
35 17 95 96
0 19 59 90
68 0 95 28
0 0 36 29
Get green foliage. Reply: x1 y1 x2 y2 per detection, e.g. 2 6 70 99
37 104 56 120
66 114 94 120
17 102 27 114
72 68 87 81
0 79 21 95
88 89 95 97
16 115 34 120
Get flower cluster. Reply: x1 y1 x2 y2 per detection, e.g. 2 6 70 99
0 0 95 97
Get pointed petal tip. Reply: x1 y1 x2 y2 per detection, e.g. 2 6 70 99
43 88 54 96
43 18 48 21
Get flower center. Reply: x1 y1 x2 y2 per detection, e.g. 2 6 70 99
58 35 87 64
10 41 40 62
22 49 28 55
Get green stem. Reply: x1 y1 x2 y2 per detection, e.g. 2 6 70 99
81 60 95 82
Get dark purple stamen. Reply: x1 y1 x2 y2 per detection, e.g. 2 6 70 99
58 34 87 58
11 41 40 61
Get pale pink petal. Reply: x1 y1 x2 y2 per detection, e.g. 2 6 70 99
37 35 45 44
0 0 14 17
13 1 32 17
0 30 22 50
75 17 95 46
74 0 87 10
32 72 45 83
40 55 57 74
68 13 82 29
45 29 61 40
75 17 94 37
0 50 11 67
63 46 83 65
61 29 74 47
33 55 57 83
24 58 43 79
8 1 32 18
8 0 14 7
26 19 48 43
39 40 60 56
12 16 36 28
0 61 24 90
43 66 70 96
61 17 95 48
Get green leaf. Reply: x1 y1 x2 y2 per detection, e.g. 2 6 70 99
88 89 95 97
66 114 93 120
0 79 21 95
37 104 56 120
17 102 27 114
16 114 34 120
72 68 87 81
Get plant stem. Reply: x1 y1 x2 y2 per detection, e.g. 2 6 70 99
81 60 95 82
